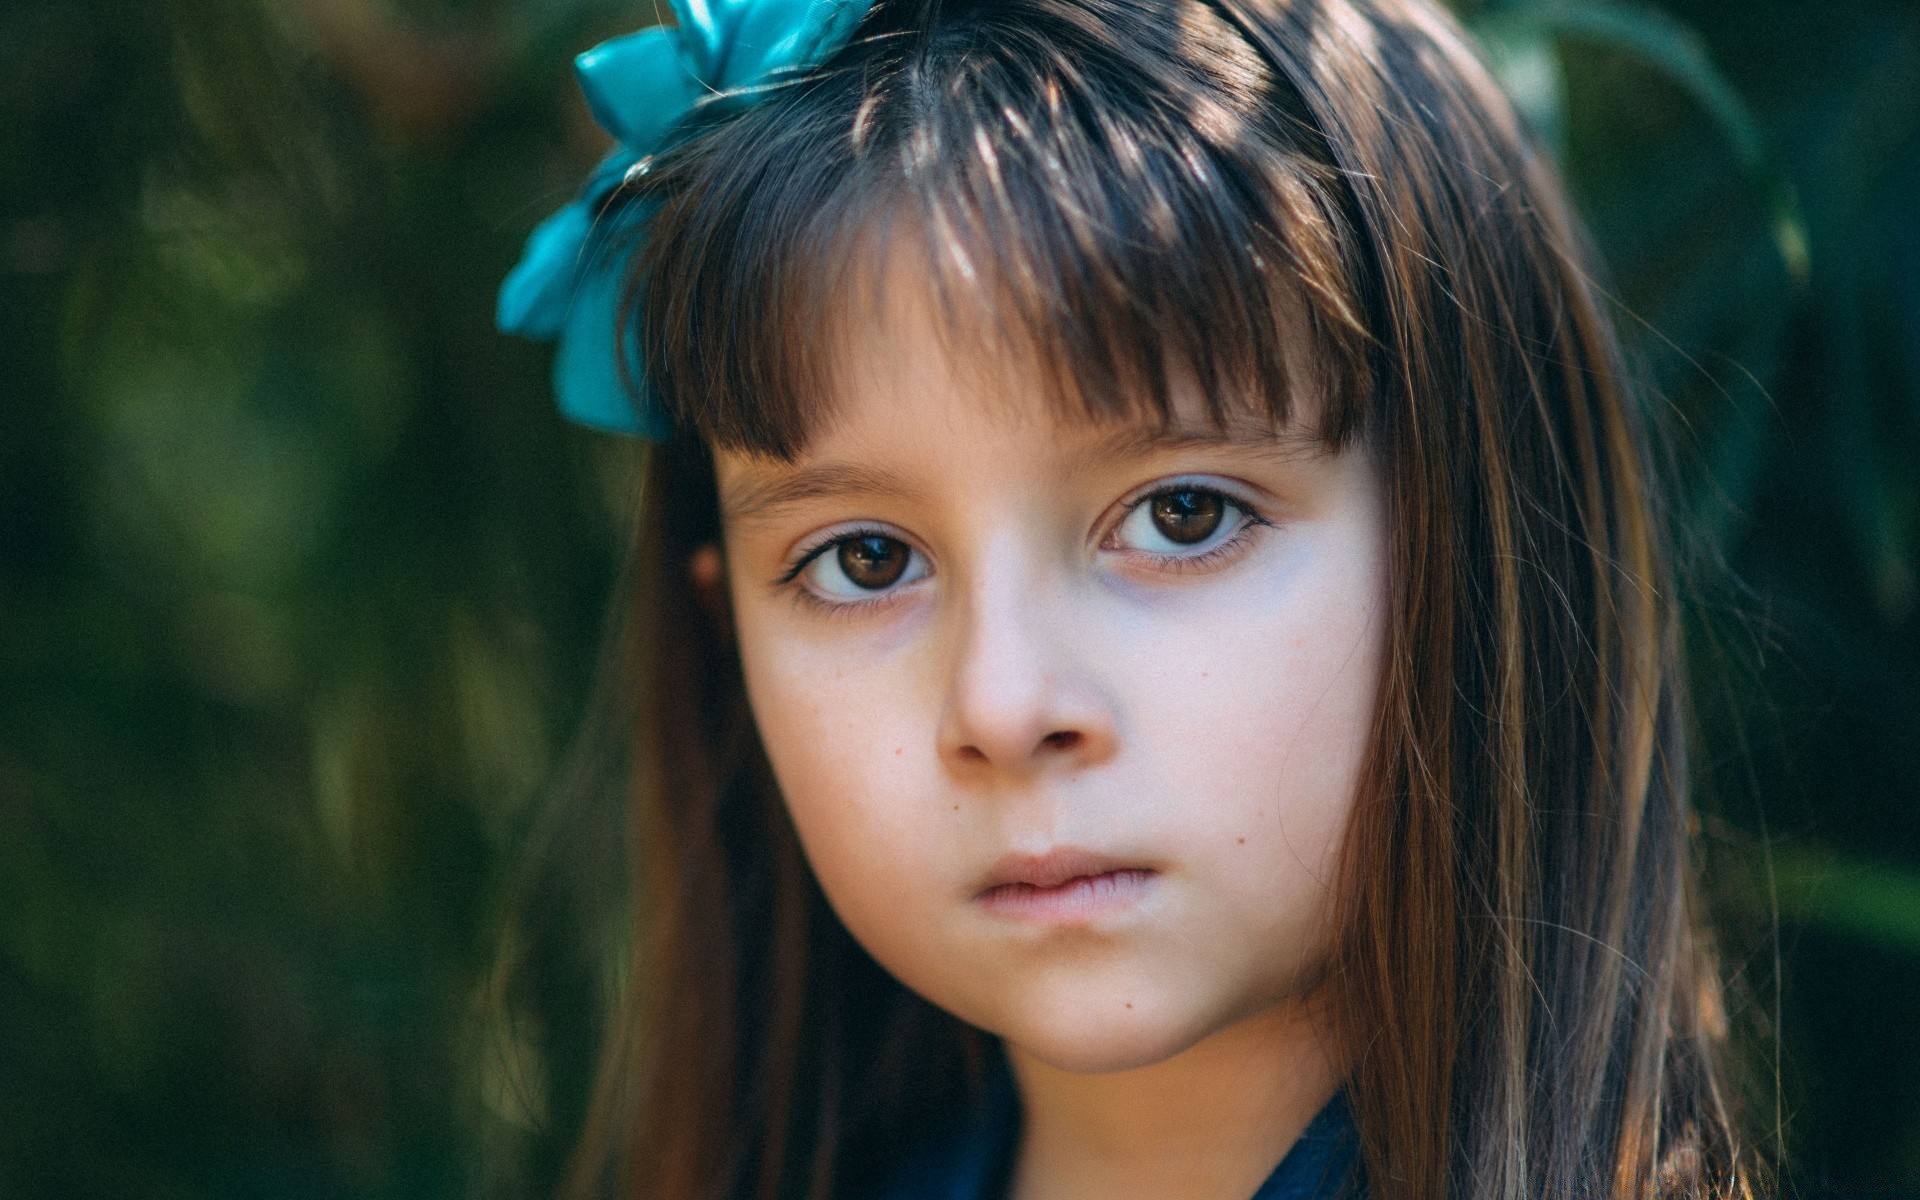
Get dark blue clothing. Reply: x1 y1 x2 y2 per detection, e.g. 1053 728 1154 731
870 1052 1361 1200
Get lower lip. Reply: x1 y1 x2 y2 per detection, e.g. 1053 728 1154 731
976 869 1158 922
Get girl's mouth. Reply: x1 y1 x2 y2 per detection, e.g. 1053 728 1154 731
976 868 1158 921
974 849 1158 922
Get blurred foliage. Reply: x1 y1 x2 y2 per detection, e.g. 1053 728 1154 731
0 0 1915 1196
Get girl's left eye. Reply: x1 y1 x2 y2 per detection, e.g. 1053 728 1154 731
791 531 931 603
1109 485 1257 559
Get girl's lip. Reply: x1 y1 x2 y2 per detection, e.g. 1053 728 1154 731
974 848 1158 922
978 846 1140 891
975 868 1159 922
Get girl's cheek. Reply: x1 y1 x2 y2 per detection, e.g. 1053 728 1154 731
738 633 949 892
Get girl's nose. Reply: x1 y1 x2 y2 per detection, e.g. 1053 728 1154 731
935 570 1119 779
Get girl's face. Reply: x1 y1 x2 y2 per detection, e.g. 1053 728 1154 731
709 255 1389 1075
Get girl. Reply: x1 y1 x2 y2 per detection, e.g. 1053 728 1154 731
498 0 1757 1196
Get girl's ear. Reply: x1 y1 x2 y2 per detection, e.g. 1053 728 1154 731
687 542 733 639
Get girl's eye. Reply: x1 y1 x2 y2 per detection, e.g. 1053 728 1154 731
794 531 929 602
1111 486 1251 557
1148 490 1224 544
836 535 911 589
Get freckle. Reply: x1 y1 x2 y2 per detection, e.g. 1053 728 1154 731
1201 671 1209 678
894 747 903 756
952 803 959 811
1124 1002 1133 1010
1237 837 1246 845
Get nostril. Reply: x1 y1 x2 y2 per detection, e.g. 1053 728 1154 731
1041 730 1080 751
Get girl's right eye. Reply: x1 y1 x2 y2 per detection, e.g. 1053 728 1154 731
789 531 930 604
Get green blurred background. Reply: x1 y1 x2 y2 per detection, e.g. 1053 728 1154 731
1 0 1915 1195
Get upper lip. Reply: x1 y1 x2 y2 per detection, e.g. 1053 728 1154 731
976 847 1148 895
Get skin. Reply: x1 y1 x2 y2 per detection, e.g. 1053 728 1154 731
693 240 1390 1200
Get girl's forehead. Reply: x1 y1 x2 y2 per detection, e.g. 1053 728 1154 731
798 218 1334 458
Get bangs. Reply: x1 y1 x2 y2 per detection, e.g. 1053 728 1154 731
629 0 1376 460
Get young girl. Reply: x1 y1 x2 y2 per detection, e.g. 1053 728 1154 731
498 0 1756 1196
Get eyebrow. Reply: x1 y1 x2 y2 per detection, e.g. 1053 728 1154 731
720 462 921 527
720 419 1328 527
1066 417 1329 473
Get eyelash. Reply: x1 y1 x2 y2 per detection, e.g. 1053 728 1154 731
775 483 1269 613
1106 482 1270 573
777 524 914 619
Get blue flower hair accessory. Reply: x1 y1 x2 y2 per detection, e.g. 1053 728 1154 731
497 0 872 435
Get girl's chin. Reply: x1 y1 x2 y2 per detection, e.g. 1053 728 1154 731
983 997 1225 1076
955 971 1324 1076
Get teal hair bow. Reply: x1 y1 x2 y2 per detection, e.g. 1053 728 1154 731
497 0 872 435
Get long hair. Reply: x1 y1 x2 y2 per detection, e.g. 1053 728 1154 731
561 0 1757 1196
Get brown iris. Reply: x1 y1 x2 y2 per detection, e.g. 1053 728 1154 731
1150 490 1224 544
837 535 910 589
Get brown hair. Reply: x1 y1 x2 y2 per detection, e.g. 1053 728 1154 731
563 0 1757 1196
